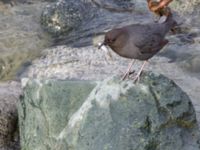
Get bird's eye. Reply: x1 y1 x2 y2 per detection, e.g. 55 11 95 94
112 38 116 42
107 39 112 43
106 38 116 43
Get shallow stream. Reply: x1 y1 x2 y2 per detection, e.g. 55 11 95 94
0 1 52 81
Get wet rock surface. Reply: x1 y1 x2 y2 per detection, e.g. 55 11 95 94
18 72 200 150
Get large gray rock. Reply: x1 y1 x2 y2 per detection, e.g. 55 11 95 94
18 72 200 150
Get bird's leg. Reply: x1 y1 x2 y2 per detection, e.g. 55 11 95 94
133 61 148 83
121 59 136 81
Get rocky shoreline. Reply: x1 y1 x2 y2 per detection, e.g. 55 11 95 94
0 0 200 149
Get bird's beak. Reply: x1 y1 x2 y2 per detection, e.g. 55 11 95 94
98 41 106 49
98 42 113 60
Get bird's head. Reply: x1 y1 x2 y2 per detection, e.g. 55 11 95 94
98 29 121 49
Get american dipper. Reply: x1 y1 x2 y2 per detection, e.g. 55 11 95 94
99 13 177 81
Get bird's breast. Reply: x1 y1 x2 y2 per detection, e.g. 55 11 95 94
109 44 141 59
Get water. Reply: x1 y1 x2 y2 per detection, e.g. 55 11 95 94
0 1 52 81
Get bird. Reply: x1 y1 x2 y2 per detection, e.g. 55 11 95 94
99 12 177 81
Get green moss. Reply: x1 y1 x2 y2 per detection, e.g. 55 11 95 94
176 119 195 128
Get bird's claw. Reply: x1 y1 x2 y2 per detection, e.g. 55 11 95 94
121 70 135 81
131 71 143 83
127 73 140 83
133 76 140 83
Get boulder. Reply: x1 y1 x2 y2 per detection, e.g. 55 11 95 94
0 81 21 150
40 0 94 35
18 72 200 150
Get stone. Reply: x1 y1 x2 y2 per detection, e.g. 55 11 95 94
91 0 135 12
18 72 200 150
0 81 21 150
180 54 200 73
170 0 200 14
40 0 94 35
18 79 96 150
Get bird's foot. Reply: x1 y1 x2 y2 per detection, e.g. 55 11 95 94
121 59 136 81
131 70 144 83
132 61 147 83
132 73 141 83
121 70 135 81
121 71 129 80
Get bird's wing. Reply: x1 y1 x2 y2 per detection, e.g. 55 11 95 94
129 25 164 54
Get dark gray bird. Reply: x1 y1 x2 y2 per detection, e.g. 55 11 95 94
99 13 177 81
